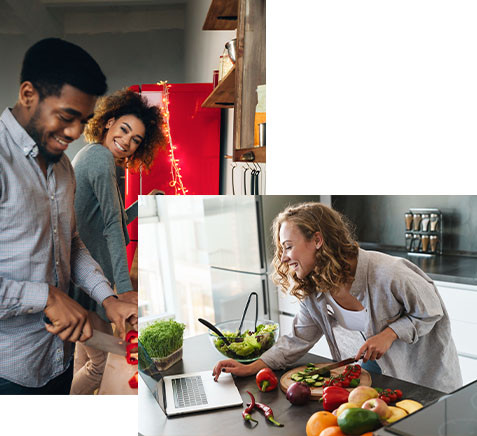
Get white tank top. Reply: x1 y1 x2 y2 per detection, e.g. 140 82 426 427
324 292 367 331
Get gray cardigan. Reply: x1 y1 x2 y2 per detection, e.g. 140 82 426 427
262 249 463 393
69 143 138 322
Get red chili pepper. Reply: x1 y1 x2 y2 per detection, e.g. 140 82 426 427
128 372 138 389
253 401 284 427
256 368 278 392
321 386 350 412
242 391 258 425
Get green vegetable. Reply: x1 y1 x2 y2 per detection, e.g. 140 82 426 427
140 319 185 358
213 323 277 360
337 408 381 435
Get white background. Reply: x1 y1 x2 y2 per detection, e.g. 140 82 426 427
267 0 477 194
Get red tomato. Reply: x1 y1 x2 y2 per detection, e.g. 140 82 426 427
341 378 350 388
394 389 403 399
380 395 391 404
388 392 398 402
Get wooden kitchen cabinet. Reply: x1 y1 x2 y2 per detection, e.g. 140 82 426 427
202 0 266 163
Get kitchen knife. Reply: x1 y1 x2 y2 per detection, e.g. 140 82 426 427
82 330 127 356
306 357 358 376
43 314 128 356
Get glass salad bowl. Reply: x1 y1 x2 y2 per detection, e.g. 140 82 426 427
208 319 279 363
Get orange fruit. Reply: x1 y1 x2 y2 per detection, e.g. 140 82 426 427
319 426 346 436
306 411 338 436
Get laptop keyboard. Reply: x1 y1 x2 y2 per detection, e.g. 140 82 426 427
172 375 208 409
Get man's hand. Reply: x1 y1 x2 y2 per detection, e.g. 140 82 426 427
356 327 398 362
103 296 138 339
212 358 268 382
117 291 138 305
44 285 93 342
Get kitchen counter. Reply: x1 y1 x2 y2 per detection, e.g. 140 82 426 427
359 243 477 287
139 334 444 436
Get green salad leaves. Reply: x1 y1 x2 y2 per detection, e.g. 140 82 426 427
213 323 277 360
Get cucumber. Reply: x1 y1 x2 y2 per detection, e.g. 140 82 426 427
313 381 324 387
305 378 315 384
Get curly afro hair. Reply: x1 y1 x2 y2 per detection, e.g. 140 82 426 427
84 88 166 172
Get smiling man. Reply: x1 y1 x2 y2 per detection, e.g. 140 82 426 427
0 38 138 394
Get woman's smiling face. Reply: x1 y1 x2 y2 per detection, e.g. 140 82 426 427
103 114 145 159
279 221 322 279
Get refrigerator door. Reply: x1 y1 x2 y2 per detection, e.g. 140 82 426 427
125 83 221 267
203 196 265 274
210 268 269 323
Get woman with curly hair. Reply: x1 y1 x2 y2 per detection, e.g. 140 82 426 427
213 202 462 393
69 88 165 394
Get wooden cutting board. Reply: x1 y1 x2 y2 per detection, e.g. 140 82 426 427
280 363 372 400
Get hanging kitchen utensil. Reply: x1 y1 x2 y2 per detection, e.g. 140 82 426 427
231 162 236 195
243 165 249 195
250 169 255 195
237 291 259 336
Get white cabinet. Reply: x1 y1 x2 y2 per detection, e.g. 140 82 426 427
435 280 477 386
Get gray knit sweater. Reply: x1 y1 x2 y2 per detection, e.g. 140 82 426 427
69 143 138 322
261 249 462 393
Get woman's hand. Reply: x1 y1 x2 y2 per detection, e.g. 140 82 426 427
356 327 398 362
212 358 268 382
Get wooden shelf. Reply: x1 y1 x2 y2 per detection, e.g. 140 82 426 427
233 146 266 163
202 66 235 108
203 0 239 30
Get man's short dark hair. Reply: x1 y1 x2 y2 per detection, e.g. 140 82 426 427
20 38 107 99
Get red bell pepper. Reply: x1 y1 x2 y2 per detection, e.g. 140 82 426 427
128 372 138 389
321 386 350 412
125 330 138 365
126 343 138 365
126 330 138 343
256 368 278 392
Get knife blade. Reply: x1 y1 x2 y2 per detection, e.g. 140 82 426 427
82 330 128 356
306 357 358 376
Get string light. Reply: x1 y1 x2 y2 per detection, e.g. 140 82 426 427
158 80 188 195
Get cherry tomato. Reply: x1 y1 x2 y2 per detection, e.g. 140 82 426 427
380 395 391 404
394 389 403 399
342 378 350 388
388 392 398 402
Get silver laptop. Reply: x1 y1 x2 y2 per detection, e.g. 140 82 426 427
138 339 243 416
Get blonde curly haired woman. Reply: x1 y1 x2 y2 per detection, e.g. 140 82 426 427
213 202 462 393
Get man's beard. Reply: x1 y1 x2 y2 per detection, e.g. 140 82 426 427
25 108 63 164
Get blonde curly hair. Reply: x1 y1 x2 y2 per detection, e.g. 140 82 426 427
271 202 359 300
84 88 166 172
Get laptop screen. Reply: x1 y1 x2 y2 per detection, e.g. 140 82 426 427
138 339 167 414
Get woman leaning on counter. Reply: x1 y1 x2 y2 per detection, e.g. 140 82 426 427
213 202 462 393
69 89 165 394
